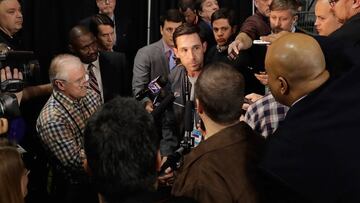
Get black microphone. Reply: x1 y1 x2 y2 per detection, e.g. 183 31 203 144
159 147 184 175
151 92 175 119
184 101 194 132
180 100 194 152
135 76 168 101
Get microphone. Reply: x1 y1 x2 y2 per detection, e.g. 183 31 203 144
184 100 194 132
151 92 175 119
135 76 168 101
159 147 184 175
180 100 194 151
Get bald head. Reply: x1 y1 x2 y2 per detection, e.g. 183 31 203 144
68 25 92 45
314 0 342 36
68 25 98 64
265 33 329 106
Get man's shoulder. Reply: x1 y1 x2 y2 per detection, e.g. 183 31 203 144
137 39 163 53
169 65 185 80
243 12 266 25
100 50 126 58
37 96 63 126
99 51 127 64
83 89 102 106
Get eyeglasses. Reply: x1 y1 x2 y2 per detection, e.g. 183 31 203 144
328 0 339 7
55 74 89 86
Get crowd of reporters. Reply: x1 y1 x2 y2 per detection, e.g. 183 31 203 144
1 0 360 202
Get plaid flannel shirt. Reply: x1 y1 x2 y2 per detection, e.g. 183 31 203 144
245 93 289 137
36 89 101 182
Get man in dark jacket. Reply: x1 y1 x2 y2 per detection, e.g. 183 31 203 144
172 62 265 203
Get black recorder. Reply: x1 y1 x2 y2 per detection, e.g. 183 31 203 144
0 51 37 92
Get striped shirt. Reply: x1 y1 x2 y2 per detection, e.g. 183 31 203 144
36 89 101 182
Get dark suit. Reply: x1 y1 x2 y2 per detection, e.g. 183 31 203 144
99 51 132 102
260 54 360 202
132 39 170 97
204 45 258 94
316 13 360 78
197 18 216 50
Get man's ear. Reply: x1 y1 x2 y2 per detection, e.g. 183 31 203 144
202 41 207 53
254 0 259 8
54 80 65 91
174 47 179 58
353 0 360 9
293 15 299 24
278 76 289 95
198 9 204 18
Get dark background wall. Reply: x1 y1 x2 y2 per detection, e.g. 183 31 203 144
20 0 252 82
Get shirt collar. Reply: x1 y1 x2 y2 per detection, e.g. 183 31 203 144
162 39 172 54
291 95 307 107
84 58 100 70
53 90 83 108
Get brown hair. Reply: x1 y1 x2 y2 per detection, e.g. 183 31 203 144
270 0 299 15
195 62 245 125
0 138 25 203
172 23 204 48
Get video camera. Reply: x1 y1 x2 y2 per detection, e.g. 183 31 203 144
0 93 20 119
0 45 39 92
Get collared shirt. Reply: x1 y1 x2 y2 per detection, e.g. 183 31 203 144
162 39 176 70
84 58 104 101
36 89 101 182
162 38 172 55
245 93 289 137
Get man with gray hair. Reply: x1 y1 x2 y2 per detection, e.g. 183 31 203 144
36 54 100 203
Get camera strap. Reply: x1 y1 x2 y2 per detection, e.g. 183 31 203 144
53 95 91 138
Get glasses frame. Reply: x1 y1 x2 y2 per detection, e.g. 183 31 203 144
54 74 89 87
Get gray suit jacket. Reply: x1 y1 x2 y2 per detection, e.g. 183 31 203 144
132 39 170 97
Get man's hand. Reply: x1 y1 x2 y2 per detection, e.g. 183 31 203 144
144 100 154 113
254 71 268 85
228 40 244 60
228 33 253 60
243 93 264 111
245 93 264 104
260 31 290 44
1 66 23 104
1 66 23 81
157 156 175 187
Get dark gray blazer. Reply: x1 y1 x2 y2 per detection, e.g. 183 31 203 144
132 39 170 97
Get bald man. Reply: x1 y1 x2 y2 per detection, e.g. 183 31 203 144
260 33 360 202
265 33 329 107
314 0 342 36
